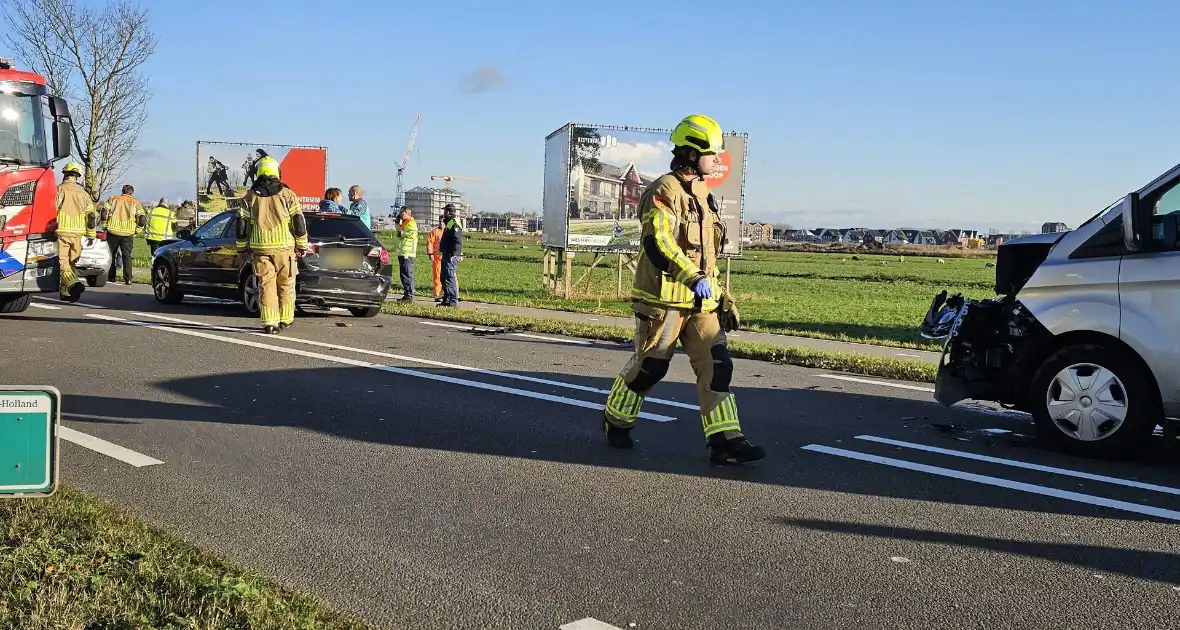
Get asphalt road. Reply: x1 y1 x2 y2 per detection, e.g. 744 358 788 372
4 284 1180 630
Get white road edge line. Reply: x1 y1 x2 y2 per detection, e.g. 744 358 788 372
896 352 923 358
131 312 699 412
560 619 625 630
801 444 1180 522
818 373 935 393
855 435 1180 496
29 302 61 310
59 426 164 467
418 320 595 346
91 313 678 423
419 320 497 332
32 295 108 309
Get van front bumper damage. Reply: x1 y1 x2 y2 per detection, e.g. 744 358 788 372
919 290 1049 411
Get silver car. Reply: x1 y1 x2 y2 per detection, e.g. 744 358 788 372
74 233 113 287
921 161 1180 459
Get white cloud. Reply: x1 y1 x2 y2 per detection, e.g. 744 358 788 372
600 140 672 174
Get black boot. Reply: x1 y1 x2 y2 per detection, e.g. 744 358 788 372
279 321 292 331
263 325 279 334
66 283 85 303
708 434 766 465
602 416 634 449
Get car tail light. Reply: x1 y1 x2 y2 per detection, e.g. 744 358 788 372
369 246 388 264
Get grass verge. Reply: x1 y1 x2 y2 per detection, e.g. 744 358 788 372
382 301 937 383
0 485 373 629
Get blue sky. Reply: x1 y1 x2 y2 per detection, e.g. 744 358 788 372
106 0 1180 230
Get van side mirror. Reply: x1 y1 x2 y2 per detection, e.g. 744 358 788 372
1122 192 1144 251
48 97 72 160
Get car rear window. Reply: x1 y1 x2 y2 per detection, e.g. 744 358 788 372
307 215 372 240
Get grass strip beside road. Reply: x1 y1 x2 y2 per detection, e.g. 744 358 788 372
0 485 373 630
382 301 938 383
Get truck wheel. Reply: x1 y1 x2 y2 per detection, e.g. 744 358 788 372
0 294 31 314
88 274 108 288
1029 343 1158 459
152 262 184 305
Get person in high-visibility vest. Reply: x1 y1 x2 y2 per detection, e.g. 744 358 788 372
426 216 444 300
100 184 145 284
55 162 96 302
393 206 417 302
236 156 308 334
144 198 175 254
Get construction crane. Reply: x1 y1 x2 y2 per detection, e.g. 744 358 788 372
393 113 422 209
430 174 486 190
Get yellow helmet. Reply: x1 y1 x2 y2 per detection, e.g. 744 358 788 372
255 156 280 179
670 114 724 154
62 161 83 176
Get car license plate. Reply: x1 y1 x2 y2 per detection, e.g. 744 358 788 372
323 249 360 269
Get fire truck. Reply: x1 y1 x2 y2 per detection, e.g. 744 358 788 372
0 57 74 313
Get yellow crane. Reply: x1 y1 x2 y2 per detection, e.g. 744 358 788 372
430 174 486 190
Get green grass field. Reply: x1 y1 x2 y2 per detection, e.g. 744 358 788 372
127 231 994 351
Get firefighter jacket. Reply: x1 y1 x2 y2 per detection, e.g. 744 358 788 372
145 204 174 241
102 194 145 236
427 227 443 257
55 180 96 239
236 178 308 253
631 173 725 311
395 217 418 258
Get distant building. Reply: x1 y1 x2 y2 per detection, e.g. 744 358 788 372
741 222 773 242
402 186 471 232
1041 222 1070 234
371 215 397 231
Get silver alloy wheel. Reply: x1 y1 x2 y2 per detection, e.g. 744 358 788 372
1045 362 1128 442
243 273 259 313
153 265 170 300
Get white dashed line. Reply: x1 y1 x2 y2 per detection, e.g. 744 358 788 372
29 302 61 310
560 619 625 630
817 374 934 393
59 426 164 467
32 295 108 309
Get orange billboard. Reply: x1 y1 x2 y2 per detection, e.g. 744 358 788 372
196 141 328 215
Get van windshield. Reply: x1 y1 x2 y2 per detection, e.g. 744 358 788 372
0 90 48 165
1078 197 1122 230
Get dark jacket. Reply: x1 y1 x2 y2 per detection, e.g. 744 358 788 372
440 217 463 256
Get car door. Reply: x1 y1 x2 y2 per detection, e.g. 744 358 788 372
205 214 246 292
1118 172 1180 417
181 211 235 288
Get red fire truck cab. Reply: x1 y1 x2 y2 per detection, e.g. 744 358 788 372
0 56 74 313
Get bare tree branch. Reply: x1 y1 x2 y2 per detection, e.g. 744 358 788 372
0 0 156 200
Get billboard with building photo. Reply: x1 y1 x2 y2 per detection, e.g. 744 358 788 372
196 141 328 217
542 123 746 255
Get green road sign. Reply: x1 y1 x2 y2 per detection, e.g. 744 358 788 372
0 386 60 498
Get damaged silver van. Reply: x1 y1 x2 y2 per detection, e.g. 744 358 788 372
920 162 1180 459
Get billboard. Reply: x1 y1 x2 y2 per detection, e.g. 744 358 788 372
196 141 327 216
542 123 747 255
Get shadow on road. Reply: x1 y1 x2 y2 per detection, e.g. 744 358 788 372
58 362 1180 530
780 518 1180 584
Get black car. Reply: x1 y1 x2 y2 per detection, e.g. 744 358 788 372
150 210 394 317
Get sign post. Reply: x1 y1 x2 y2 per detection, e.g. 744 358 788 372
0 386 61 498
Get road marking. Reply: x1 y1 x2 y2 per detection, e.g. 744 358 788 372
29 302 61 310
801 444 1180 522
417 320 595 346
896 352 923 358
59 426 164 467
560 619 625 630
855 435 1180 496
32 295 108 309
131 312 700 412
89 313 678 423
818 374 935 393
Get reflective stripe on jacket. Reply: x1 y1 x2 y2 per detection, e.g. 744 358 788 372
630 173 722 311
55 180 96 239
103 194 144 236
238 185 308 252
395 217 418 258
145 205 174 240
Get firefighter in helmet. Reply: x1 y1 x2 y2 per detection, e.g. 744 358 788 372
600 114 764 464
55 161 96 302
236 155 308 333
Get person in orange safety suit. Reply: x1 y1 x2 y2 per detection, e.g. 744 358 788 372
426 216 445 301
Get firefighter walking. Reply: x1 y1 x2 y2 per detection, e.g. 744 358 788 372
236 156 308 334
601 114 764 464
101 185 145 284
55 162 96 302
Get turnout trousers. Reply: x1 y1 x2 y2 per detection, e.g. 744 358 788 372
604 303 742 439
255 249 296 327
58 234 83 297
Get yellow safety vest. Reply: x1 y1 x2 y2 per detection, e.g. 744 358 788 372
395 217 418 258
145 205 173 241
103 194 144 236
